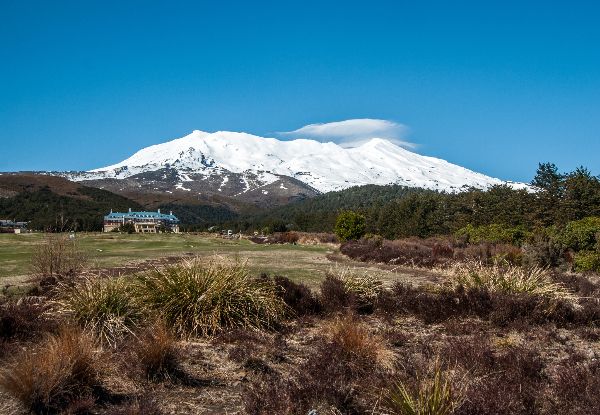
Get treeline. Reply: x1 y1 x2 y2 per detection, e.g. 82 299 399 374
0 186 143 232
225 163 600 239
226 184 426 233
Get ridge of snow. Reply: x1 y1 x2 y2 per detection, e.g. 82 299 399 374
78 130 526 193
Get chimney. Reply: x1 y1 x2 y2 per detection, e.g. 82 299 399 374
170 210 173 216
128 208 132 213
157 209 161 214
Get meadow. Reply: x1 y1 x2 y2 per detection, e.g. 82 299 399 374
0 232 409 291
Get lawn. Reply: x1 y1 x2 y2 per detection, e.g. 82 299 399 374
0 233 408 289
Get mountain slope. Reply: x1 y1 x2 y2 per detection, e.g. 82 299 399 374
68 130 526 195
0 174 144 231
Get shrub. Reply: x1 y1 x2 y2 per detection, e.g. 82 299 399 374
272 276 322 316
455 223 531 246
0 297 56 342
321 268 383 313
559 216 600 251
574 251 600 272
105 394 163 415
268 232 299 244
243 316 387 413
0 328 100 414
387 366 463 415
334 210 366 241
546 359 600 414
523 229 565 267
30 234 87 278
134 258 286 337
132 321 181 382
56 277 144 346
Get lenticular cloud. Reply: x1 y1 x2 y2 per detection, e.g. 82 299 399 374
279 118 415 148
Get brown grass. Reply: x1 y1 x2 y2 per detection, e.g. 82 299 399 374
132 321 182 382
0 327 100 414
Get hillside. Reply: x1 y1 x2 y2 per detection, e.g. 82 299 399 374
0 174 144 231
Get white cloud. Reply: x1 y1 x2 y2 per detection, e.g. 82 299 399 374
279 118 415 148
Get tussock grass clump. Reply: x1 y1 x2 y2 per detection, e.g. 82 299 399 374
132 321 181 382
447 261 574 301
56 277 144 346
0 328 100 414
135 258 286 337
327 314 391 371
387 367 463 415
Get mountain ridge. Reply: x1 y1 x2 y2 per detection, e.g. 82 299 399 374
67 130 528 196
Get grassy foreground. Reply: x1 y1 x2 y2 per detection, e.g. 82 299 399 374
0 233 400 288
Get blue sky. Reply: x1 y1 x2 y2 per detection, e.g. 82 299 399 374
1 0 599 182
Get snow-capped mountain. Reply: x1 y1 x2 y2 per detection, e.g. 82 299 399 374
68 130 525 196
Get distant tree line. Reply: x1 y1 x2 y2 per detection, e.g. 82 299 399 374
224 163 600 239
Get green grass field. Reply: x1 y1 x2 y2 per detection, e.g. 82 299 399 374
0 233 408 290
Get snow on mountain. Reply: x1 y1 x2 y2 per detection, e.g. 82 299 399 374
74 130 526 193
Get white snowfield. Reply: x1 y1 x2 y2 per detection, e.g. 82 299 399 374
83 130 528 193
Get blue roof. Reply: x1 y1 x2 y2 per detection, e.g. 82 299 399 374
104 211 179 222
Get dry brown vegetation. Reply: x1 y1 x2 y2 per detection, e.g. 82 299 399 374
2 235 600 414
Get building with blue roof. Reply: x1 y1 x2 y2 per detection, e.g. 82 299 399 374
103 208 180 233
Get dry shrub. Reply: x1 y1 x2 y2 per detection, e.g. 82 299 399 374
0 297 57 342
135 258 286 337
440 337 545 415
273 275 322 316
297 232 339 245
341 237 524 268
545 359 600 414
132 321 181 382
243 316 389 414
266 232 300 244
31 234 87 278
56 277 144 346
0 327 100 414
105 393 163 415
378 282 579 327
320 267 383 314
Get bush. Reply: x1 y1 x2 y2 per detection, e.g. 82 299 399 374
456 223 531 246
321 268 383 313
243 316 387 413
334 210 366 241
30 234 87 278
134 258 286 337
0 328 100 414
574 251 600 272
268 232 299 244
0 297 56 342
559 216 600 251
272 276 322 316
57 277 144 346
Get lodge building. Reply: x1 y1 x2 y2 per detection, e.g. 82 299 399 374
103 209 180 233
